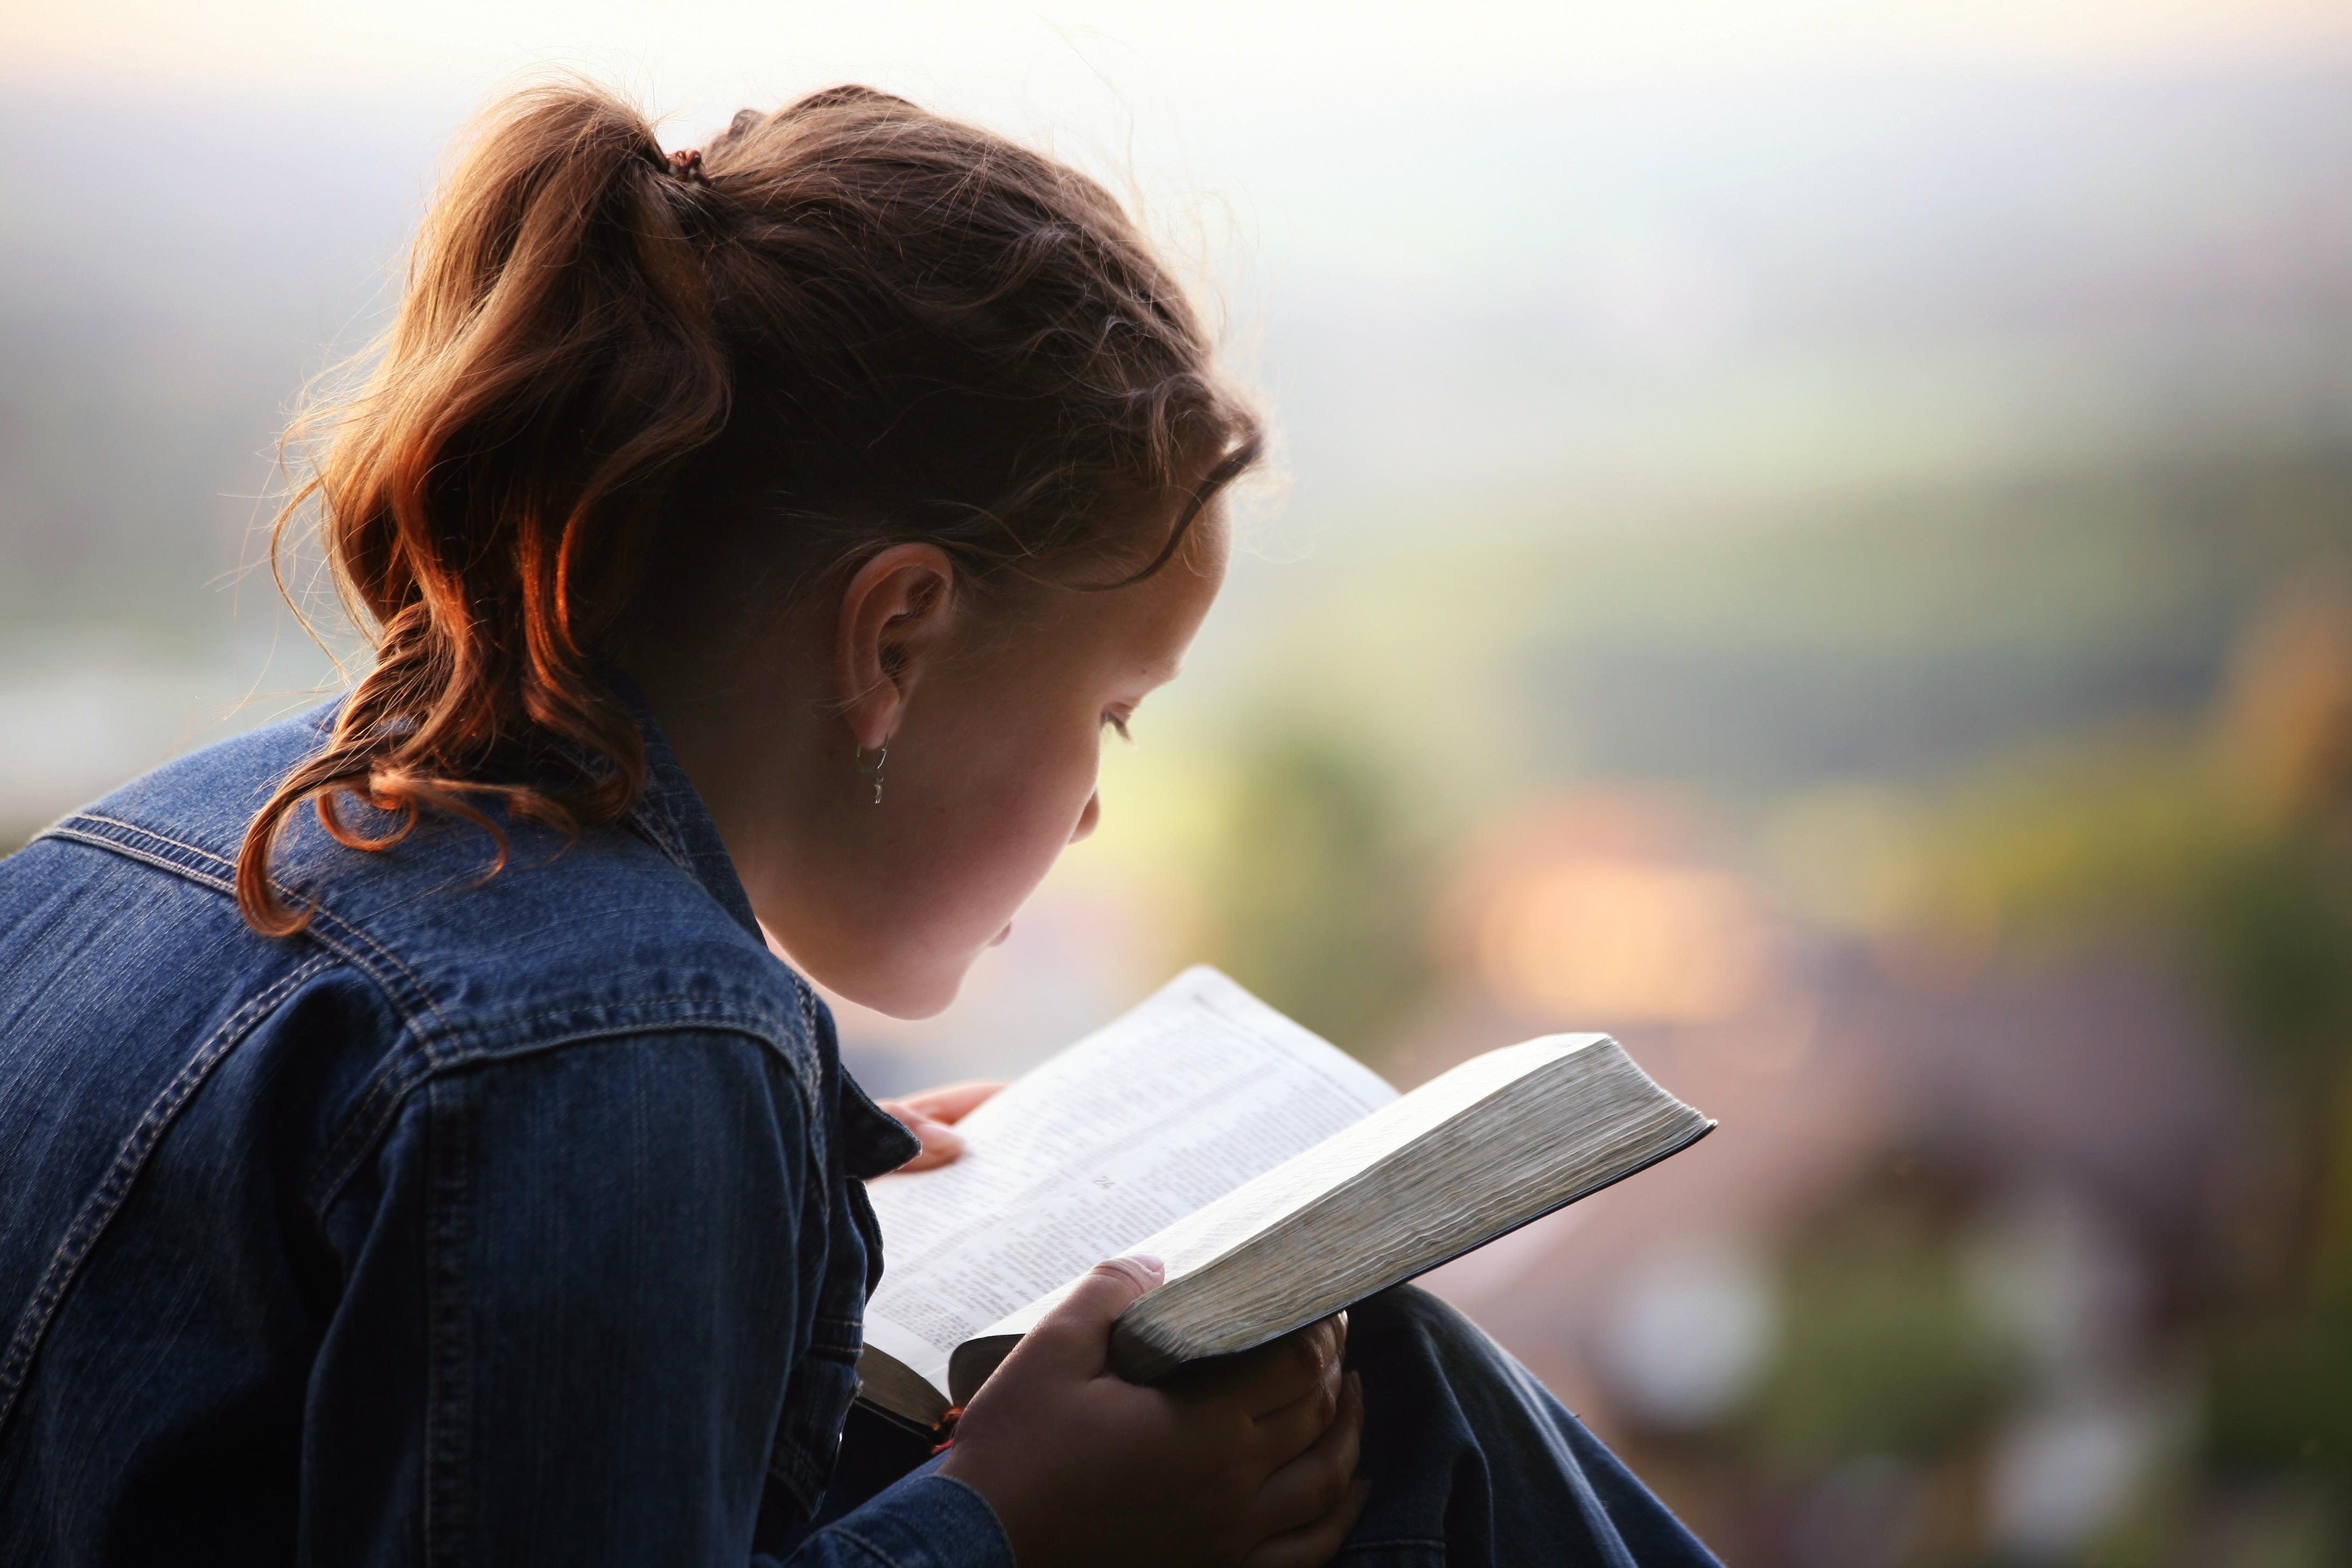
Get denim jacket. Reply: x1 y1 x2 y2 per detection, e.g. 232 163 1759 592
0 702 1013 1568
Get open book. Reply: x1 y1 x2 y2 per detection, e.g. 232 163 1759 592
855 967 1713 1428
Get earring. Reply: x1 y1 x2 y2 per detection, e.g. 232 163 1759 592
855 745 886 806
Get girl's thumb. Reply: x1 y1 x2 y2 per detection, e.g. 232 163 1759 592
1024 1255 1165 1369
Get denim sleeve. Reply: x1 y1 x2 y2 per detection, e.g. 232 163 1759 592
307 1030 1010 1568
766 1472 1013 1568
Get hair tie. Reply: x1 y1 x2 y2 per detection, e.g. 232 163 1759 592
668 148 711 187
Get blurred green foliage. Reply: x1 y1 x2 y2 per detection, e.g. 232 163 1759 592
2204 1306 2352 1473
1901 605 2352 1534
1493 452 2352 793
1742 1186 2011 1466
1193 727 1433 1057
2192 845 2352 1082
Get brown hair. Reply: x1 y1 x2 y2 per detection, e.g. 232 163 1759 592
239 81 1260 935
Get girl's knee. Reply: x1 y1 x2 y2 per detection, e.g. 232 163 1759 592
1350 1285 1503 1372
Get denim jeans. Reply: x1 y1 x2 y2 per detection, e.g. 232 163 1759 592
823 1287 1721 1566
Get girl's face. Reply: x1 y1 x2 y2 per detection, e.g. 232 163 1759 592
643 502 1229 1019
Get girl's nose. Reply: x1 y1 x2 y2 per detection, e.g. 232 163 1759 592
1070 790 1102 843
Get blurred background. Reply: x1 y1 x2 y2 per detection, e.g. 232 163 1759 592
8 0 2352 1559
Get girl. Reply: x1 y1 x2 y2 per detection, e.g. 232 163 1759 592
0 84 1718 1566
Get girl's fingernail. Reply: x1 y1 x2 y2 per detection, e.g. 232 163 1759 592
1125 1252 1165 1279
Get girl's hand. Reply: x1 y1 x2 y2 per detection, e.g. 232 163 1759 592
940 1257 1369 1567
875 1080 1006 1172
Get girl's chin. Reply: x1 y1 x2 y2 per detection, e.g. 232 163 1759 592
856 970 965 1022
889 928 1013 1017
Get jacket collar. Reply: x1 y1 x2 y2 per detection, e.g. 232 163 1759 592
605 669 764 942
604 670 923 1176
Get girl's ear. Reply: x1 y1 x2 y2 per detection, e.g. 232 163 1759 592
836 543 960 750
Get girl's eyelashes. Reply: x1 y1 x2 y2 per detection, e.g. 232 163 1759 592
1102 709 1134 743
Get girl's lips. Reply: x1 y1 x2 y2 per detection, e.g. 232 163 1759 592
988 923 1013 948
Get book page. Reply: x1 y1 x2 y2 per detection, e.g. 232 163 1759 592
859 967 1396 1392
974 1035 1609 1343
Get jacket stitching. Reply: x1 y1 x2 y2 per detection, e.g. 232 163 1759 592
50 816 452 1038
47 821 803 1061
38 827 445 1070
34 820 815 1215
795 982 836 1228
423 1074 474 1567
816 1521 913 1567
300 1013 804 1214
0 955 336 1442
305 1053 439 1214
766 1437 831 1514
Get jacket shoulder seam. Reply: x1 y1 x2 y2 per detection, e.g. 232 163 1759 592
43 815 453 1040
36 818 821 1224
302 1011 818 1215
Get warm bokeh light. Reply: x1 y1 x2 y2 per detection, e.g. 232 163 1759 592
1478 858 1768 1024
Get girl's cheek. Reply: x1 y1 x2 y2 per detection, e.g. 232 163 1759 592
1006 740 1096 884
932 709 1095 919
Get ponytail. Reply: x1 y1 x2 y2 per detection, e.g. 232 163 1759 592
240 87 725 933
239 81 1258 935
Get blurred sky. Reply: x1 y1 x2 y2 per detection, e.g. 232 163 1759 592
17 0 2352 104
8 6 2349 607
